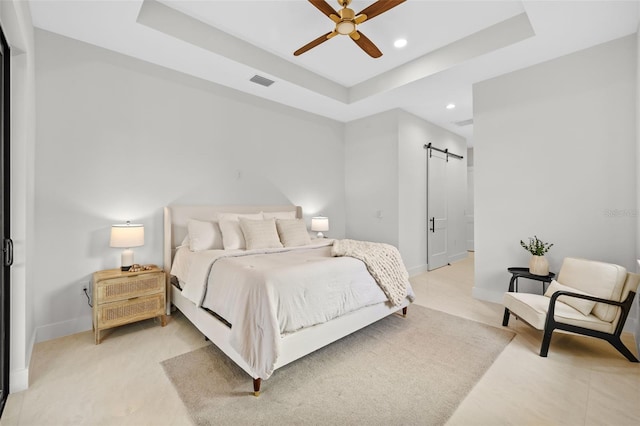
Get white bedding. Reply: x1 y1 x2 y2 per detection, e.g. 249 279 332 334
170 239 414 379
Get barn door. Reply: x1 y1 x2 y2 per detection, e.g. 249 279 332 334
426 149 448 271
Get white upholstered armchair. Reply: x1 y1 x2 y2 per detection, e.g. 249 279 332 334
502 257 640 361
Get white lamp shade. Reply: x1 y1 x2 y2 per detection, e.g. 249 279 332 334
110 223 144 248
311 217 329 232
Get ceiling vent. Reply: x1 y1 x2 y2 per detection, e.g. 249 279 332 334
250 75 275 87
454 118 474 127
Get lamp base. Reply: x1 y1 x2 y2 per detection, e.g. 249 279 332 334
121 248 134 272
316 232 325 238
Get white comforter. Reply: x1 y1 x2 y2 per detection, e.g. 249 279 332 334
172 239 414 379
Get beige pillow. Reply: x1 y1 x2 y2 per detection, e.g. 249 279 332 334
217 213 263 250
187 219 223 251
544 280 597 316
239 218 283 250
276 219 311 247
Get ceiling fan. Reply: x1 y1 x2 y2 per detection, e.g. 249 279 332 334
294 0 406 59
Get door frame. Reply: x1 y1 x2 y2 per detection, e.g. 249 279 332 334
0 20 10 415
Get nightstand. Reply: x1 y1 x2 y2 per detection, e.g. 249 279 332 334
92 266 166 344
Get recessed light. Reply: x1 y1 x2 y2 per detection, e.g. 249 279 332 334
446 103 456 110
394 39 407 48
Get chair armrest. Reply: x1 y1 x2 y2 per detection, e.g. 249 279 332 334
548 291 624 308
547 290 623 321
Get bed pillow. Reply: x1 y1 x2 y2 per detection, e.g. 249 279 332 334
218 220 245 250
187 219 223 251
240 218 283 250
276 219 311 247
217 213 264 250
544 280 597 316
262 210 297 220
177 235 190 249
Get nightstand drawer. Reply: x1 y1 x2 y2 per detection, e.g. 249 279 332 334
96 272 164 304
93 268 167 344
96 293 165 329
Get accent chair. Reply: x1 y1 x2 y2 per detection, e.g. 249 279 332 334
502 257 640 361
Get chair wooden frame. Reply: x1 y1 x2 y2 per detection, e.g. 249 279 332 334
503 289 639 362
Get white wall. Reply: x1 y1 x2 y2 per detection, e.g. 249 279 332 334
0 0 36 393
345 109 467 274
473 34 637 331
33 30 346 342
344 110 399 246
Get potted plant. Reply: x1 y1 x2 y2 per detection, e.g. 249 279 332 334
520 236 553 276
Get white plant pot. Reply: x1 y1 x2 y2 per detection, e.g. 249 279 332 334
529 255 549 276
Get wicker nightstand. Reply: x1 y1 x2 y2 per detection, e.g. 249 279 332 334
92 267 167 344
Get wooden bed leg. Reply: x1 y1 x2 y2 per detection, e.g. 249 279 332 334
253 378 261 397
402 307 407 317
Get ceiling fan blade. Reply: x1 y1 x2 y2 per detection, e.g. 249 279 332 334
350 31 382 58
294 31 335 56
357 0 406 22
309 0 340 22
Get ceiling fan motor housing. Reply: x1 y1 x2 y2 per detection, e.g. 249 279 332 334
337 7 356 34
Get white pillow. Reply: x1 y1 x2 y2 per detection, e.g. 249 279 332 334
240 218 283 250
177 235 190 249
544 280 597 316
276 219 311 247
262 210 297 220
187 219 223 251
217 213 263 250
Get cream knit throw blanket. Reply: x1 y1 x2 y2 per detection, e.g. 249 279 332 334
332 239 413 306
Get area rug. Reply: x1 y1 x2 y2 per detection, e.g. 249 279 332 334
161 305 514 426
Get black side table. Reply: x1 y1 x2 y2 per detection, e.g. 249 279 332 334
507 267 556 294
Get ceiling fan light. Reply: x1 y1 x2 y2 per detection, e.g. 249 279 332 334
336 20 356 35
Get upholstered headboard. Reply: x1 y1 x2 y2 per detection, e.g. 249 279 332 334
162 204 302 276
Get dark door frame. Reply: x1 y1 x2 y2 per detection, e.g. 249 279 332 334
0 20 11 416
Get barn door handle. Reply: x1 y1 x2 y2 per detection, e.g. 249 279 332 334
3 238 13 267
429 217 435 233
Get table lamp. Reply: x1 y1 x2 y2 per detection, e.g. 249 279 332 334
311 216 329 238
110 221 144 271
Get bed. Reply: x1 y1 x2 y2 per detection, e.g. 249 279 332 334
163 205 414 395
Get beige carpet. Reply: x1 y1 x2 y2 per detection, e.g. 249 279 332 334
161 305 514 426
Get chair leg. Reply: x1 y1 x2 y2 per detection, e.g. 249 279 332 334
540 327 553 357
607 337 639 362
502 308 511 326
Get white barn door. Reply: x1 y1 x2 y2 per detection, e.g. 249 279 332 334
427 149 448 270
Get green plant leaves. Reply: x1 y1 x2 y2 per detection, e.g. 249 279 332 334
520 235 553 256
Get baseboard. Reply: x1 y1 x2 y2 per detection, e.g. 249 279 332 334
9 367 29 393
26 326 35 370
471 286 504 304
448 251 468 264
407 264 428 277
9 327 36 393
35 314 92 343
625 315 638 335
